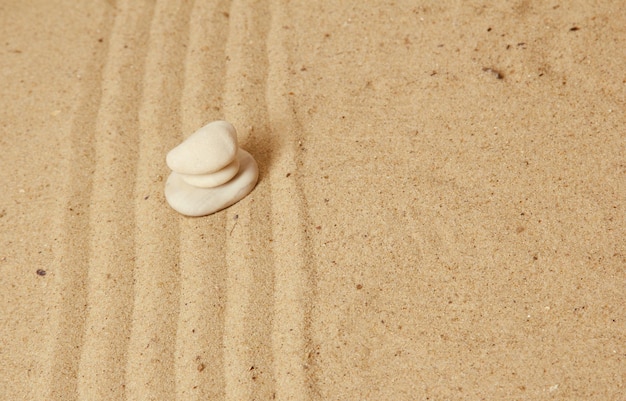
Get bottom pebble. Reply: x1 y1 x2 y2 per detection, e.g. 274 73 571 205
165 149 258 217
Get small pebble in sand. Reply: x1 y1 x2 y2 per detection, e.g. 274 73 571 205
165 121 258 217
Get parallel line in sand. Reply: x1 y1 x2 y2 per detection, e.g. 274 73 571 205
75 1 156 400
125 0 193 400
46 3 116 401
266 2 317 400
175 0 232 399
222 1 276 400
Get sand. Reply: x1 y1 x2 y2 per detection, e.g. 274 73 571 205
1 1 624 400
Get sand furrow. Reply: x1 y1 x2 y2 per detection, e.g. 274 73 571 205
222 1 276 400
123 1 194 400
174 0 232 399
75 1 156 400
46 4 117 401
265 2 316 400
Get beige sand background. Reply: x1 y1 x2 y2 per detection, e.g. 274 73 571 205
1 1 624 400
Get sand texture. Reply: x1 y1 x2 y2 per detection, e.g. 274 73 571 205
1 1 625 400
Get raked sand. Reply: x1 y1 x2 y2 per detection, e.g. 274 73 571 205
1 1 625 400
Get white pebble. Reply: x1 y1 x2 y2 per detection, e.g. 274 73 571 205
165 149 258 217
166 120 238 175
179 155 240 188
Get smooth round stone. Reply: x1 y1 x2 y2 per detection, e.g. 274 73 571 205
165 149 258 217
179 155 240 188
166 120 238 175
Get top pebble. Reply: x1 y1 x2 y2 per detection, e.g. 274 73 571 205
166 120 239 175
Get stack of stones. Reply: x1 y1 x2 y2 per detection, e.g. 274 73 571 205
164 121 258 217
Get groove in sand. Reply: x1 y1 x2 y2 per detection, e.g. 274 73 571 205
46 3 116 401
76 1 156 400
267 2 316 400
124 1 193 400
175 0 232 399
222 1 276 400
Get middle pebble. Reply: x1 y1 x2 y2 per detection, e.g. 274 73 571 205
178 155 241 188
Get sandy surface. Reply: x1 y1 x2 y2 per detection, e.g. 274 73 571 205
1 1 624 400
